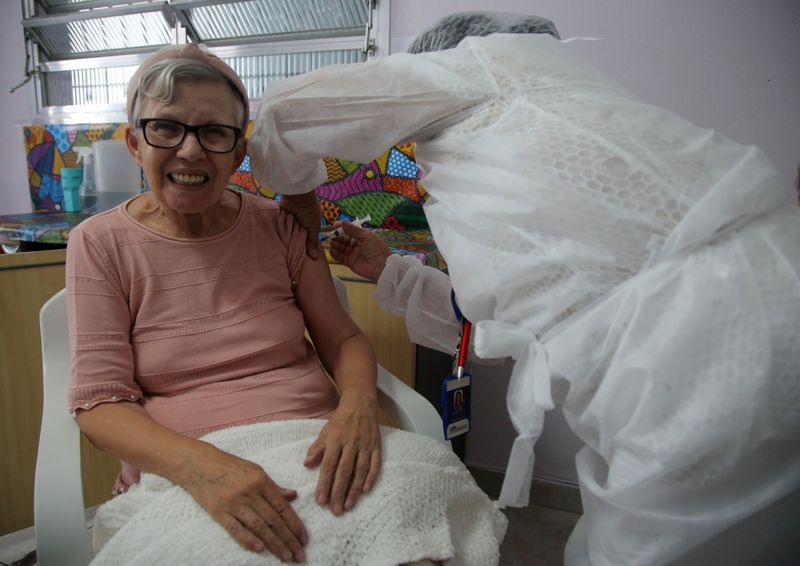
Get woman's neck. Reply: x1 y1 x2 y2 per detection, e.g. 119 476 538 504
126 190 242 239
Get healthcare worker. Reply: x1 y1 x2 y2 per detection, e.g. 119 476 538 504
249 11 800 566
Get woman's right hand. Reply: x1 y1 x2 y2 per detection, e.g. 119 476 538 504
180 443 308 563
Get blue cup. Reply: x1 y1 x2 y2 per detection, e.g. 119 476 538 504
61 167 83 212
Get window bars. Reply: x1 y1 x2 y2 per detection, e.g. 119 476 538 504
18 0 378 116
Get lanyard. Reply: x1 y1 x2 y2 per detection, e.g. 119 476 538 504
444 290 472 440
451 289 472 378
455 318 472 378
450 289 472 379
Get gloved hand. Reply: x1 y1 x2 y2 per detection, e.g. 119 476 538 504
329 221 391 283
279 191 322 259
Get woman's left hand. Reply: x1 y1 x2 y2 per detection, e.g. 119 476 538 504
304 391 382 515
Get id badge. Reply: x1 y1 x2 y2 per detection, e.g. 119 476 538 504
442 374 471 439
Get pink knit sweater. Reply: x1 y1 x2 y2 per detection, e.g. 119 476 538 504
66 193 339 445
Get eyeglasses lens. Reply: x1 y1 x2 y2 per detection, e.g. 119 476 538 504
143 120 238 153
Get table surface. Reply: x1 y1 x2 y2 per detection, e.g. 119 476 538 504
0 211 91 245
0 212 444 268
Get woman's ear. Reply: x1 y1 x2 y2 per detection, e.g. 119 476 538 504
125 125 144 167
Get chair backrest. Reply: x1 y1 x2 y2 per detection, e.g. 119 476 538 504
35 289 93 566
34 278 446 565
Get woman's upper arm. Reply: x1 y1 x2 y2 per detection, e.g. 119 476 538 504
66 226 140 412
293 254 363 368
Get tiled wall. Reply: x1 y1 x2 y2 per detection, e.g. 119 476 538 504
23 122 428 230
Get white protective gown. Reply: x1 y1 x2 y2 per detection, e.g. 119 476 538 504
250 34 800 565
374 254 459 354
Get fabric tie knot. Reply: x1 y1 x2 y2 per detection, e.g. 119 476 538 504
474 320 555 507
473 320 554 410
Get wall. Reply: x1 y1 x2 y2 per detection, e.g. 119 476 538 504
390 0 800 484
390 0 800 187
0 1 36 216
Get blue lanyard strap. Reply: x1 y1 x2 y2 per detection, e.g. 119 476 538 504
450 288 463 322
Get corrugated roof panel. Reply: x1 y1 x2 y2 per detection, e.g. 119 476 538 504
33 12 171 57
39 0 104 7
189 0 367 41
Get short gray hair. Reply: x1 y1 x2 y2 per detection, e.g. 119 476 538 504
130 58 246 128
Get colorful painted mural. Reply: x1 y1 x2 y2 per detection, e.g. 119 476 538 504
24 123 127 212
22 122 429 232
15 122 439 265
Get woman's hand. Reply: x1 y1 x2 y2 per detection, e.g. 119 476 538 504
180 444 308 562
279 191 322 259
76 403 308 561
329 221 391 283
304 391 382 515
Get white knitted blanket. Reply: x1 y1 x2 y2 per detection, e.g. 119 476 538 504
90 420 507 565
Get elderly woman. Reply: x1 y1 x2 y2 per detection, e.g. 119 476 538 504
66 44 505 565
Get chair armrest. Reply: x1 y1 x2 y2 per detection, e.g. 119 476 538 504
376 365 449 445
332 275 449 444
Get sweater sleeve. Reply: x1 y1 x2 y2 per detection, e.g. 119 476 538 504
66 225 140 412
374 254 459 354
248 46 496 195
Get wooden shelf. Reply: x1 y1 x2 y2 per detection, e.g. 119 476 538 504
329 263 415 388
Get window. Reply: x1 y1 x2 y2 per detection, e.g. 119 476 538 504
21 0 388 119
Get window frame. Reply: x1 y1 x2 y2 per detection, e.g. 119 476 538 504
21 0 390 123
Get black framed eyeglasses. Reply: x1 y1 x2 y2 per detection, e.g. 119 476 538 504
138 118 242 154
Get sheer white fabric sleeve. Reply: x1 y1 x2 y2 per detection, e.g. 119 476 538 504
249 48 495 194
374 255 459 354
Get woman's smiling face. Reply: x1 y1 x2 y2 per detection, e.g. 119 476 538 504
126 78 246 216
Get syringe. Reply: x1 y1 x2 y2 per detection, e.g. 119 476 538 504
322 214 371 240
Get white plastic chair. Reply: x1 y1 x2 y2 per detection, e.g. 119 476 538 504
35 280 446 566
